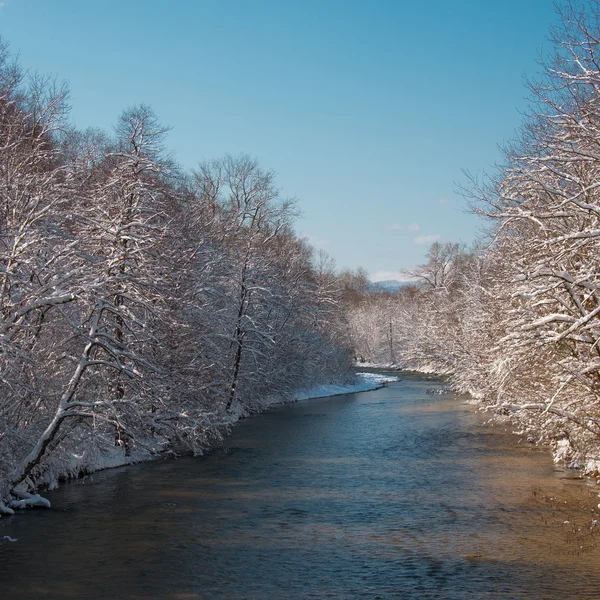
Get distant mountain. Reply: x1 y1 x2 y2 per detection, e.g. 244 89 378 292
368 279 416 293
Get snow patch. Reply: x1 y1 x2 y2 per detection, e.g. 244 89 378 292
294 372 398 401
584 458 600 476
9 492 51 509
553 438 573 463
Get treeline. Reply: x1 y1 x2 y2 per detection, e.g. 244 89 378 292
0 40 353 510
348 2 600 473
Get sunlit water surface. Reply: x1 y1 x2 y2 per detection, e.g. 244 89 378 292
1 374 600 599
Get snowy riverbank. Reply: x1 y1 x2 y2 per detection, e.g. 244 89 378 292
293 371 399 401
1 372 399 515
355 361 453 376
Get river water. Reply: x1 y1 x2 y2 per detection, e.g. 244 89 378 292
1 374 600 599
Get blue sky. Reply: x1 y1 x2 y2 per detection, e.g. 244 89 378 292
0 0 559 280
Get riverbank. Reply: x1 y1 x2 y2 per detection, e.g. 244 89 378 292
292 371 399 401
0 371 399 516
355 360 453 376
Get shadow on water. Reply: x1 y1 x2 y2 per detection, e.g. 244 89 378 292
1 376 600 599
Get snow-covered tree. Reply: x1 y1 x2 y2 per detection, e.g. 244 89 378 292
0 41 355 510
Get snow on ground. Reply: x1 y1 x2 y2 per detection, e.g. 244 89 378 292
294 371 399 401
9 493 50 510
355 361 453 375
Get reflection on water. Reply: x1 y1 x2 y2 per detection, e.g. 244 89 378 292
1 374 600 599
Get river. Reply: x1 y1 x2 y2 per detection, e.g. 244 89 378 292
1 373 600 599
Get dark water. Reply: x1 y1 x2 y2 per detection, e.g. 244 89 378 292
1 375 600 599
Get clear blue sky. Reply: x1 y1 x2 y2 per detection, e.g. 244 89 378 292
0 0 560 280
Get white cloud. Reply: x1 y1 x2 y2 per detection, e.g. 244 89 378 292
385 222 420 232
413 234 441 245
439 197 450 205
369 270 415 283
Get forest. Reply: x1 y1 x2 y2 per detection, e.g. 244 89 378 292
0 39 355 514
347 2 600 475
4 0 600 517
